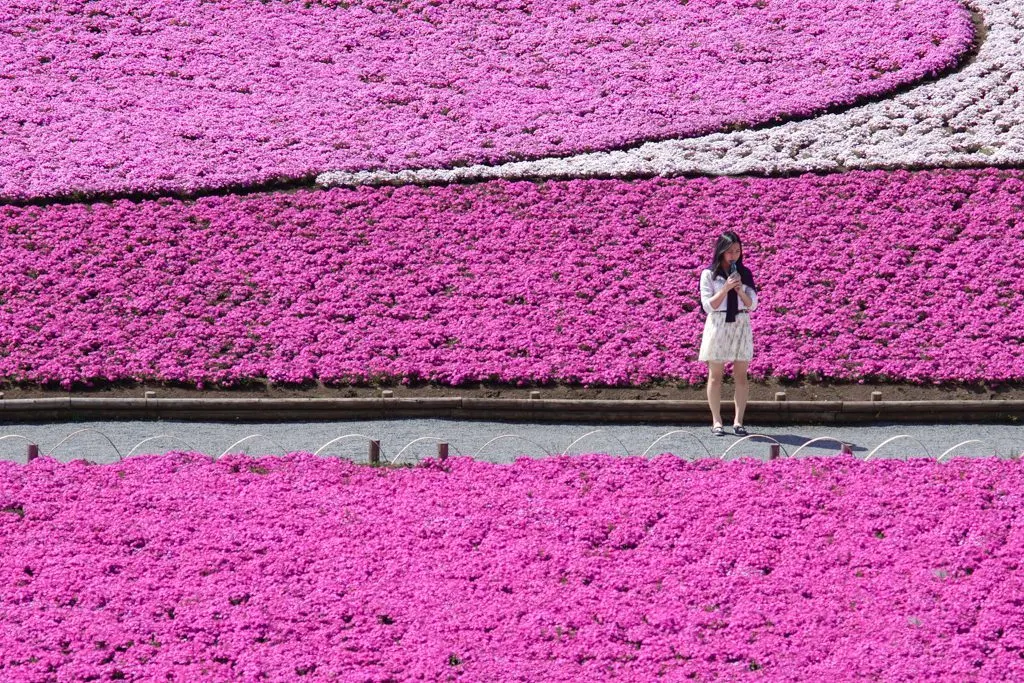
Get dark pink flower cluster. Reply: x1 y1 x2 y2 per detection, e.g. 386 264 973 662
1 169 1021 388
1 453 1022 680
0 0 973 199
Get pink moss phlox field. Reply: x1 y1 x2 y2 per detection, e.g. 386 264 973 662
1 168 1022 388
0 0 973 199
1 453 1023 680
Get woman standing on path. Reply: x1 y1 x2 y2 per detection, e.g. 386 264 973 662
699 231 758 436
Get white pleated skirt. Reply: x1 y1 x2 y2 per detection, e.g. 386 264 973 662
698 312 754 363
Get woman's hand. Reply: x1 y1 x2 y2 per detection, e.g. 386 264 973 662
726 273 742 290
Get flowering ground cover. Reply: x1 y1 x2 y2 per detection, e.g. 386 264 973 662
323 0 1024 187
1 453 1022 680
0 0 973 200
1 168 1021 388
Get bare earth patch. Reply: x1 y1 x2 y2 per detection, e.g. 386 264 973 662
1 380 1020 403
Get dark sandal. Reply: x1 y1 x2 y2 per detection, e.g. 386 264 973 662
733 425 749 436
712 425 726 437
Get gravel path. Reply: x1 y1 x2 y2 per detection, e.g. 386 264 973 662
0 419 1020 465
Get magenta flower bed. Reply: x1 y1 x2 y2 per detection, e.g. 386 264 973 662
1 168 1021 387
1 453 1022 680
0 0 973 200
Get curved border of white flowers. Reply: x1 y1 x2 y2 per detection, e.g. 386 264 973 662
318 0 1021 187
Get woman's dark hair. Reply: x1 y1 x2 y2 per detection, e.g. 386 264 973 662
706 230 755 289
702 231 756 321
708 231 745 275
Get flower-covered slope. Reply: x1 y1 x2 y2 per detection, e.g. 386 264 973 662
0 0 973 200
1 454 1023 680
323 0 1024 186
1 169 1021 388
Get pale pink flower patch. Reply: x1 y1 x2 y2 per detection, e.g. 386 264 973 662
0 0 973 199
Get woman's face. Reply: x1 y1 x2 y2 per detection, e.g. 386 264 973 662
721 242 742 266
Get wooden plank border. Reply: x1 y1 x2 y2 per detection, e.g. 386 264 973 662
1 398 1022 424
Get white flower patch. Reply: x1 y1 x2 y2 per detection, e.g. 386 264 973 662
318 0 1022 186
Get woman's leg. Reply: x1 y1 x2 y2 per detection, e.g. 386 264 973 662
733 361 749 426
707 362 725 427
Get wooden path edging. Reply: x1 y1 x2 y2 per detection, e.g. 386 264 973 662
1 397 1023 424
